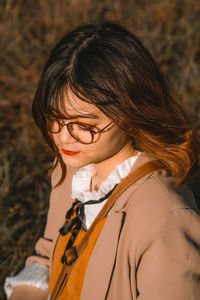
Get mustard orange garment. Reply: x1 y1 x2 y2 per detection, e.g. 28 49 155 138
49 215 107 299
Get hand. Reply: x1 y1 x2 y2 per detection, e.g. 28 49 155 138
8 285 48 300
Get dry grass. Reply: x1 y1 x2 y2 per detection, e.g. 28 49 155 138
0 0 200 298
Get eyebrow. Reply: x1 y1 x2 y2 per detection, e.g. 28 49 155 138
64 113 100 120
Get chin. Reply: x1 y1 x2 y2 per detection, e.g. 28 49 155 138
61 155 90 169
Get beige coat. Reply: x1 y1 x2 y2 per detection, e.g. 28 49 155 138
27 153 200 299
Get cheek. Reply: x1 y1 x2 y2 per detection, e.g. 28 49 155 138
106 129 128 146
88 130 129 155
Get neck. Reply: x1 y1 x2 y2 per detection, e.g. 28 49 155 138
90 144 136 191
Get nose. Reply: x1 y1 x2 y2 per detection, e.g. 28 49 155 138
58 125 76 144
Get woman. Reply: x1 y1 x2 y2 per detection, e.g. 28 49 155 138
5 22 200 300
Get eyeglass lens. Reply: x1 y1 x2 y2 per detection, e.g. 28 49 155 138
67 123 93 144
47 119 93 144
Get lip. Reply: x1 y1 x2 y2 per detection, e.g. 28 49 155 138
61 149 80 156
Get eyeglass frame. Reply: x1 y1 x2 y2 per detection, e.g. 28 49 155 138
47 117 116 144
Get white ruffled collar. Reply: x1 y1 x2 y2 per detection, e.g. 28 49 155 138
71 153 140 229
71 153 140 202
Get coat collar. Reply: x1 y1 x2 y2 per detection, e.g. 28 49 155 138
112 152 153 213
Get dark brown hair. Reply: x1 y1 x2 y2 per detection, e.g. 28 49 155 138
32 21 199 187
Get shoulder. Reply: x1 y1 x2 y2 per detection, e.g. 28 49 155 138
126 169 199 221
122 169 200 248
119 152 199 222
48 160 78 215
132 198 200 299
122 169 200 257
44 161 78 241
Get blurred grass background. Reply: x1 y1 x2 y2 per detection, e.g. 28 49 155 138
0 0 199 298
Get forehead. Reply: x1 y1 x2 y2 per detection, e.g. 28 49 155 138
60 88 103 119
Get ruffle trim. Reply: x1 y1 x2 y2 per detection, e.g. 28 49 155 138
71 153 140 202
71 153 140 229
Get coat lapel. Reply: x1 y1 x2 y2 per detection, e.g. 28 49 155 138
80 210 124 299
80 153 155 299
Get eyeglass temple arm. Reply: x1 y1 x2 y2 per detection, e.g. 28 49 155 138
93 119 116 135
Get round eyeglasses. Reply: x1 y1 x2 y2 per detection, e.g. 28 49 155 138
47 117 115 144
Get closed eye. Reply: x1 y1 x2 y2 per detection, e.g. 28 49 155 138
78 125 91 131
75 122 98 130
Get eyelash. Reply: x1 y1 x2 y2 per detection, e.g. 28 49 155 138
60 119 97 129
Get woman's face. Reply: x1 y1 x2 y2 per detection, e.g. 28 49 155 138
51 88 134 169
